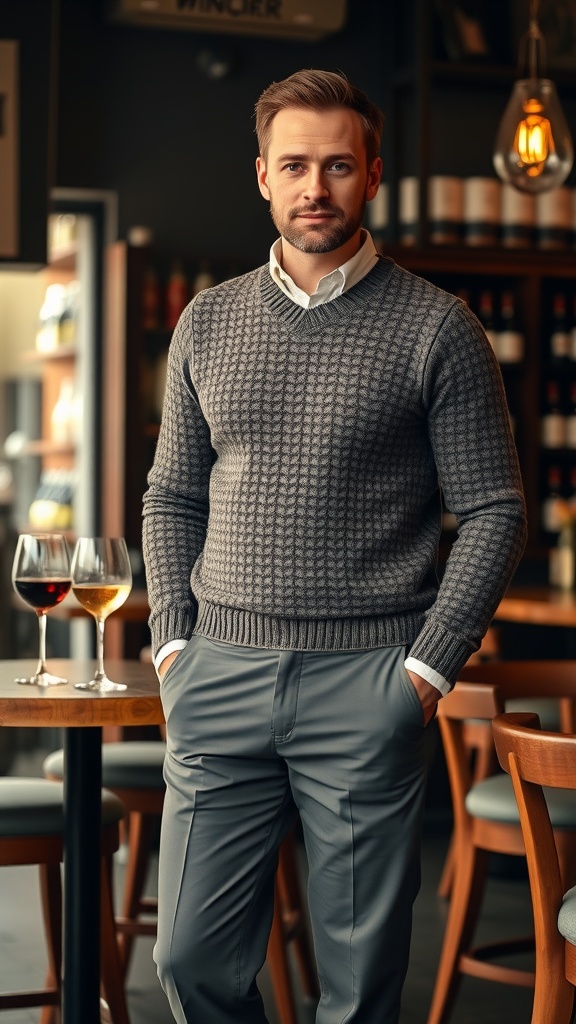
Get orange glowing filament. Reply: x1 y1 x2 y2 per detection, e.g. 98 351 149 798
514 97 555 176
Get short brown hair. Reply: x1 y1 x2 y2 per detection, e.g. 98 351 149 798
254 69 384 165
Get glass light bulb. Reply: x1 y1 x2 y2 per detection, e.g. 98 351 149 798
493 79 573 193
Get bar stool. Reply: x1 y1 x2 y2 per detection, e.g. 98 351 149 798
43 744 319 1024
43 741 166 978
0 776 129 1024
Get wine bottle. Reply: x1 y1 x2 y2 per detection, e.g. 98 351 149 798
542 465 564 533
567 382 576 449
477 289 499 358
549 292 570 364
497 291 524 364
165 260 189 330
541 379 566 449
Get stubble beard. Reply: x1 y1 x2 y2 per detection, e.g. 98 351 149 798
269 198 367 254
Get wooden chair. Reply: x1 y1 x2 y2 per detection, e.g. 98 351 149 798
44 745 318 1024
436 627 560 900
427 661 576 1024
493 710 576 1024
0 776 129 1024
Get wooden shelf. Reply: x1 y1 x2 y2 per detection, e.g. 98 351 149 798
23 439 76 457
21 344 77 363
381 245 576 278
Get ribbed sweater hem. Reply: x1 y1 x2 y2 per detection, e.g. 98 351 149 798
193 599 426 652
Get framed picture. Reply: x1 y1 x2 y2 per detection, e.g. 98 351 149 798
435 0 513 64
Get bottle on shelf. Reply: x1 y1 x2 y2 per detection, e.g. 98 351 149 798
549 292 570 365
35 283 66 353
165 260 189 330
541 379 566 449
192 260 216 297
567 382 576 449
497 291 524 364
50 378 76 445
58 280 80 347
570 294 576 363
477 289 499 358
142 265 161 330
542 464 564 534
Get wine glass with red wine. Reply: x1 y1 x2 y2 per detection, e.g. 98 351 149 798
11 533 72 686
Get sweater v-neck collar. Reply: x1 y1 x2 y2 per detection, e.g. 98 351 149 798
258 255 396 333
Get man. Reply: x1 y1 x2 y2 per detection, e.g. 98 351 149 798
142 69 526 1024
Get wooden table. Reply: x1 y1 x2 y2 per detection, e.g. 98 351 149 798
494 586 576 628
0 659 163 1024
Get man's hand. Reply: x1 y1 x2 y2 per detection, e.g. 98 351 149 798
406 669 441 725
158 650 181 681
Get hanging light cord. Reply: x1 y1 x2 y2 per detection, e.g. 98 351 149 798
521 0 547 80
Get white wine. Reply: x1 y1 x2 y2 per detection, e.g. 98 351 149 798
73 583 131 619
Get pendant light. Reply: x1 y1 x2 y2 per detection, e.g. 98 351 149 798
493 0 573 193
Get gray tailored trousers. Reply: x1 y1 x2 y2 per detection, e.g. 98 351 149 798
154 635 432 1024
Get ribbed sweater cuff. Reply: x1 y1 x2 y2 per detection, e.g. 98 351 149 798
149 603 197 661
408 620 477 687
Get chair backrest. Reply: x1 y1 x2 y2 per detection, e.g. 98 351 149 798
459 660 576 703
437 660 576 833
437 682 505 834
492 712 576 973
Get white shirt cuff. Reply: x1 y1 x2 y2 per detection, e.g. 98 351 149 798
154 639 188 676
404 656 451 697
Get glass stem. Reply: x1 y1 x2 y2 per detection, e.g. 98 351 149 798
37 611 48 673
94 616 106 682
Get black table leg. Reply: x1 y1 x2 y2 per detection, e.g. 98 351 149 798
62 726 103 1024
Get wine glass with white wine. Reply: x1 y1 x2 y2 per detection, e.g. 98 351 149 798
71 537 132 691
11 533 72 686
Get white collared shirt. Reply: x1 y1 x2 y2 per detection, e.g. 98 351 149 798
269 230 378 308
155 230 450 696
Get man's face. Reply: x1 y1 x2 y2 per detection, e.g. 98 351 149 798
256 106 381 255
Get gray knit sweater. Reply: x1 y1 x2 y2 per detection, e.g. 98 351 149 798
142 256 527 685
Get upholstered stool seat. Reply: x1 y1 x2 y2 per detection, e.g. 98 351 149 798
466 774 576 826
0 776 129 1024
0 777 124 834
43 741 166 792
559 886 576 945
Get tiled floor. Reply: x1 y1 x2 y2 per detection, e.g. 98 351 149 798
0 743 537 1024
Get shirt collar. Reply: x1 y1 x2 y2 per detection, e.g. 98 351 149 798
269 230 378 309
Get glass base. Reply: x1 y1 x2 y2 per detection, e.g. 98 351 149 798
16 672 68 687
74 677 127 692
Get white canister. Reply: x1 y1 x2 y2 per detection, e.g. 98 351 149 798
463 177 501 246
536 188 572 249
500 184 535 248
428 176 463 245
398 177 419 246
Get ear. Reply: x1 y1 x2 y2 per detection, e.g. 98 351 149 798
366 156 382 201
256 156 271 200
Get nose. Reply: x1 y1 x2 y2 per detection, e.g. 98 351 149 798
303 168 329 201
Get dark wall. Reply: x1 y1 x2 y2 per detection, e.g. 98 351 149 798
56 0 386 264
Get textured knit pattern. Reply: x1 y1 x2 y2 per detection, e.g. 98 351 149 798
142 257 527 685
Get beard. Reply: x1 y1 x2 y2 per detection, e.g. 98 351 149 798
269 196 367 254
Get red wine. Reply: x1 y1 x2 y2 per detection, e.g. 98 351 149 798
14 577 71 611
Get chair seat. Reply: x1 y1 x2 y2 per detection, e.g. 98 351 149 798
559 886 576 945
466 774 576 827
0 778 124 836
43 741 166 790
